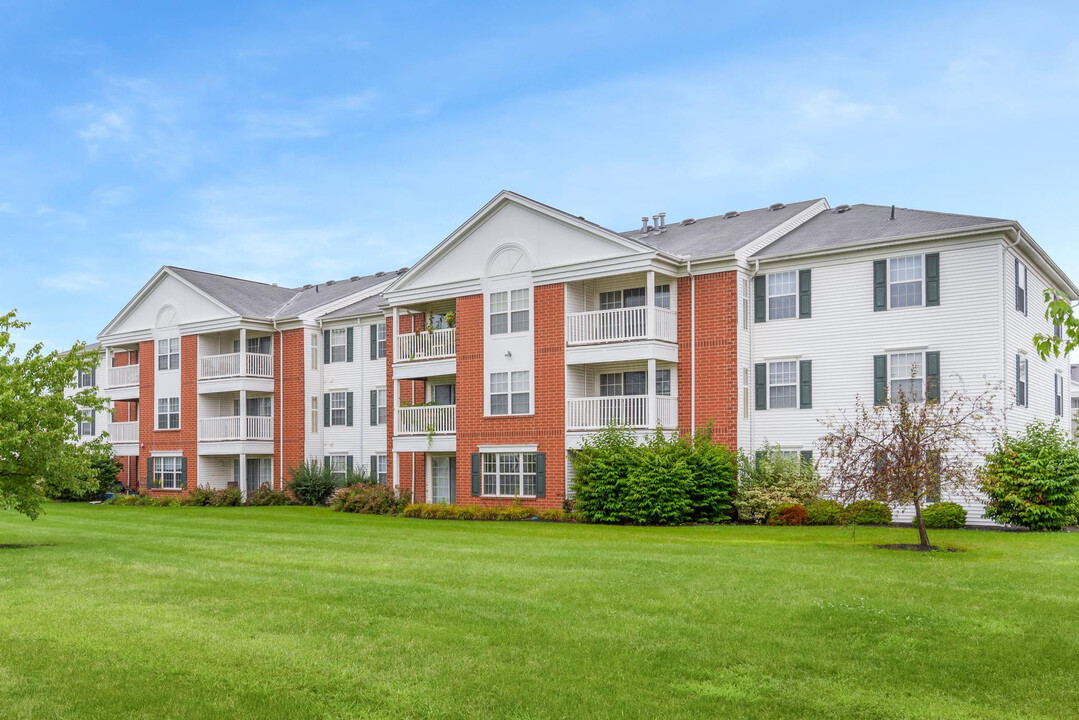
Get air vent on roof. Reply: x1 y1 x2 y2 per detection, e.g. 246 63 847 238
834 205 852 214
681 217 696 226
769 202 786 211
326 280 336 286
375 271 385 277
396 267 409 275
350 275 360 281
302 284 313 290
723 211 740 219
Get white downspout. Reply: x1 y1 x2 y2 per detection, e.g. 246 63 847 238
688 258 696 434
274 319 284 490
318 319 326 464
748 258 761 452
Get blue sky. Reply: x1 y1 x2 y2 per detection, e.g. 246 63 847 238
2 0 1078 351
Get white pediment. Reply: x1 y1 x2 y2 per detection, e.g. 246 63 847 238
101 270 237 338
388 193 650 299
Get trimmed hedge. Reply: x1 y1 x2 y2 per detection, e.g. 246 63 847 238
331 482 408 515
919 501 966 529
401 504 581 522
767 503 808 526
842 500 892 525
806 500 844 526
187 486 244 507
245 486 293 506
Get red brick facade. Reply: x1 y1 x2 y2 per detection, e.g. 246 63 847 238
273 328 306 490
137 336 199 496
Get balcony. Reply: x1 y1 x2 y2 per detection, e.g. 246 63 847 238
395 328 456 362
198 352 273 380
566 395 678 431
396 405 456 435
107 364 140 388
199 416 273 442
106 421 139 445
566 306 677 345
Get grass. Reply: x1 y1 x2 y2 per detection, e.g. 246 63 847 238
1 505 1077 719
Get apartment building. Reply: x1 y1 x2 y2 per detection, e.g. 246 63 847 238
88 191 1075 523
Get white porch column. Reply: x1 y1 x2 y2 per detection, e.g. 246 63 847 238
645 270 656 339
105 347 113 389
239 327 247 377
239 389 247 441
239 452 247 496
393 451 400 491
647 357 657 429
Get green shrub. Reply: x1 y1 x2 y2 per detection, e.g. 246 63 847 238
331 482 407 515
979 420 1079 531
43 441 123 501
286 461 341 506
842 500 893 525
767 503 808 526
734 443 821 523
108 493 151 506
537 508 579 522
572 423 736 525
400 503 558 521
186 485 243 507
806 499 844 526
919 501 966 529
245 485 293 506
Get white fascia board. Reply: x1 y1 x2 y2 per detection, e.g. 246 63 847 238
531 253 682 285
755 234 1002 273
97 266 239 339
1013 225 1079 300
298 280 395 322
734 198 831 261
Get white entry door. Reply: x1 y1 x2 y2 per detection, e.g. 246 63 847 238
430 456 453 504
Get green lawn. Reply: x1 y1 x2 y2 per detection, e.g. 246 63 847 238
1 505 1077 719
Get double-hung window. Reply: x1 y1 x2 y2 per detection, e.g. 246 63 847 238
767 272 797 320
490 371 530 415
768 361 798 409
310 397 319 432
77 370 95 388
153 456 182 490
79 413 93 437
374 323 386 358
890 352 924 402
1015 259 1028 314
157 338 180 371
656 369 672 396
489 289 530 334
329 391 347 426
1055 372 1065 417
481 452 537 497
157 397 180 429
310 333 319 370
655 284 671 309
742 279 750 329
375 388 387 425
374 455 387 483
329 328 348 363
1016 355 1029 407
328 455 347 482
889 256 923 308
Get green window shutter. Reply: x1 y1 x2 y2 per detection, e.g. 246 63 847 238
799 360 812 409
323 393 330 427
90 412 96 437
754 363 767 410
874 355 887 405
873 260 887 311
1015 354 1023 406
146 457 153 490
369 324 378 360
925 351 940 403
370 390 378 426
800 450 813 465
346 392 354 426
346 456 353 474
369 455 378 482
449 459 457 503
323 330 330 364
798 269 811 318
180 457 188 491
1014 259 1022 313
535 452 546 498
471 453 481 496
754 276 766 323
324 455 330 469
346 327 354 362
925 253 940 306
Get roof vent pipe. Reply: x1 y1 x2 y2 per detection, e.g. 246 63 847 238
652 214 660 232
890 205 896 221
641 216 650 233
658 212 666 231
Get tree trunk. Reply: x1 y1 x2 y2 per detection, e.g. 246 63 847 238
912 496 931 548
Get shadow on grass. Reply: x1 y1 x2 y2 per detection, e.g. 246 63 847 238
0 543 56 550
875 543 959 552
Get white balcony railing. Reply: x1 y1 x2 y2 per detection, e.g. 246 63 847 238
566 396 678 431
199 416 273 442
396 405 456 435
198 352 273 380
106 421 139 444
107 364 140 388
395 328 456 362
566 307 677 345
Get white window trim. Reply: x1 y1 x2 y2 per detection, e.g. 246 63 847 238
766 359 799 410
156 337 180 372
1017 355 1029 408
1015 260 1028 313
156 397 181 430
310 333 319 370
374 454 388 483
310 396 319 433
374 323 386 359
328 391 347 427
888 350 926 403
480 451 538 498
329 328 348 364
487 287 532 337
887 254 926 310
153 455 184 491
766 271 798 321
487 370 532 417
376 387 387 425
328 454 348 480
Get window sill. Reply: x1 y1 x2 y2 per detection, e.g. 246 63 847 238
481 495 537 499
483 413 534 419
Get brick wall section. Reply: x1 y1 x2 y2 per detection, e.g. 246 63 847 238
111 349 137 367
138 336 199 496
274 328 306 491
385 315 428 502
454 285 566 510
677 271 738 449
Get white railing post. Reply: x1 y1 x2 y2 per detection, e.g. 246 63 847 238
647 358 657 429
646 270 655 339
239 329 247 383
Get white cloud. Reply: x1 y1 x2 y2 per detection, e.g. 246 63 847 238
43 272 106 292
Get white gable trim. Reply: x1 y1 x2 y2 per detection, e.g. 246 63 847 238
98 267 238 339
735 199 831 260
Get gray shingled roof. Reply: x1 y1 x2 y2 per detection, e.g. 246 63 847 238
270 273 392 319
619 199 823 257
319 293 386 319
751 204 1008 258
169 267 299 318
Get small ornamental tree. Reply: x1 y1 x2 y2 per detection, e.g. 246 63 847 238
818 380 998 548
0 310 107 520
1033 289 1079 361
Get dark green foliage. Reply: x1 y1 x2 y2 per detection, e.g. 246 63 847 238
979 421 1079 531
331 482 407 515
43 441 123 501
806 500 844 526
767 503 808 526
245 486 293 506
286 461 347 506
919 502 966 529
186 485 243 507
108 493 179 507
842 500 893 525
571 424 736 525
402 503 534 521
